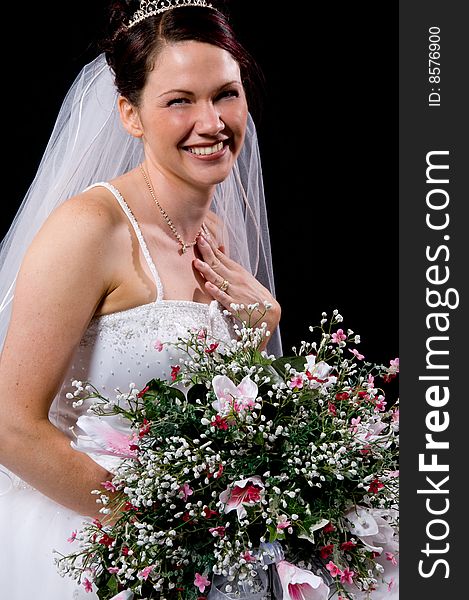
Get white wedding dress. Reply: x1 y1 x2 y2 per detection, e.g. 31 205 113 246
0 182 236 600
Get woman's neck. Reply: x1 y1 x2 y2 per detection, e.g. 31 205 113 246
141 162 214 242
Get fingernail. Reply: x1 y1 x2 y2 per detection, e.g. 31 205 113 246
198 235 207 246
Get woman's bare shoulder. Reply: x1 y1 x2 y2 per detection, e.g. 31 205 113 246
20 185 127 280
48 185 123 232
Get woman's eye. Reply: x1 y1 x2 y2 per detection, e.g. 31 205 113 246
218 90 239 100
167 98 190 106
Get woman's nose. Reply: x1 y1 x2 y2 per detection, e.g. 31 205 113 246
194 103 225 136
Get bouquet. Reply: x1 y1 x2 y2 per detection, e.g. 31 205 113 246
56 307 399 600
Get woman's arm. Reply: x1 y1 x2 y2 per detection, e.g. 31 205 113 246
0 194 120 518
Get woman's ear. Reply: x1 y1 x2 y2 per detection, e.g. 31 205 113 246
118 95 144 138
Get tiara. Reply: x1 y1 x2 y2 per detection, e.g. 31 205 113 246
127 0 215 28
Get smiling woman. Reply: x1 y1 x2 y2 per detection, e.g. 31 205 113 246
0 1 399 598
117 41 248 190
0 2 281 598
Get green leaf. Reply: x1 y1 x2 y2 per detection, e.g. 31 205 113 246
106 575 118 593
167 386 186 403
267 523 278 543
271 355 306 376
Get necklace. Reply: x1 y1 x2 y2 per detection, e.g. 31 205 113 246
139 164 205 254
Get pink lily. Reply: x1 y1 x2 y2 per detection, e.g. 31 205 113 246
354 418 391 449
219 476 264 521
276 560 329 600
72 415 138 460
212 375 258 416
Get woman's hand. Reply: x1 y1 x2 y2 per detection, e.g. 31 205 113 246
193 233 281 346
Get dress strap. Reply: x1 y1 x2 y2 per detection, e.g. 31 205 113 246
85 182 164 301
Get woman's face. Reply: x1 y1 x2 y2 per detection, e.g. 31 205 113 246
129 41 248 190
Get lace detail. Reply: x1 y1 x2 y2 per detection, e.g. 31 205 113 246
86 181 164 300
82 299 235 346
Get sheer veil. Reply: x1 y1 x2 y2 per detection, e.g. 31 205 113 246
0 53 282 355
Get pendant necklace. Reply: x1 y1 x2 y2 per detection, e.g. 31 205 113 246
139 164 205 254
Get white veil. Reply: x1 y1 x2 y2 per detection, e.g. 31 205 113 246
0 54 282 355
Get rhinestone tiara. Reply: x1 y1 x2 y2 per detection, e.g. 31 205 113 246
127 0 215 28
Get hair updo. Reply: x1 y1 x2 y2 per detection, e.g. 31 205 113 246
101 1 262 109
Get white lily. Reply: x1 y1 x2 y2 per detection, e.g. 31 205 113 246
304 355 336 389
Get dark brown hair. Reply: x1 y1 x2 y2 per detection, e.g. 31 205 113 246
101 2 263 109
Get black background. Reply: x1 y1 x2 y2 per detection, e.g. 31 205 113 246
2 0 398 365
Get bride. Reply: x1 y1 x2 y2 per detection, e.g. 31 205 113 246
0 2 281 598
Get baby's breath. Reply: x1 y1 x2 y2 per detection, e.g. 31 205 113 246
57 312 399 600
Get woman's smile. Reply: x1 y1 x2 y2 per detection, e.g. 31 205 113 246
182 139 230 160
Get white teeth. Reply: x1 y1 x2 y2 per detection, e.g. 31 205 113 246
187 141 224 156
